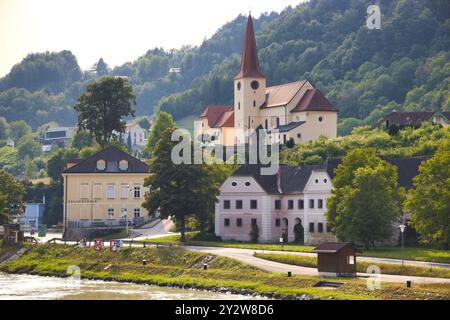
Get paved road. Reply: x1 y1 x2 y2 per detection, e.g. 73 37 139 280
125 218 176 241
184 246 450 284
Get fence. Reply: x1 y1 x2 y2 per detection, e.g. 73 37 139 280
67 216 156 229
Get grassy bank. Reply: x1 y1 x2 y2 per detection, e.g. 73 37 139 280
254 253 450 279
1 243 449 300
146 232 450 264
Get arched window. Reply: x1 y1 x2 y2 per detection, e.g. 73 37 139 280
265 119 268 129
276 117 280 127
96 159 106 171
119 160 128 171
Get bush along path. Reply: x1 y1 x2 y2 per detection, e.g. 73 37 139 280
1 243 450 300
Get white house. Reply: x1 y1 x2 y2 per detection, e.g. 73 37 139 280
118 122 147 149
215 157 428 245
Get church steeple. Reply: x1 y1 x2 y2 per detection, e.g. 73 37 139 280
235 15 265 80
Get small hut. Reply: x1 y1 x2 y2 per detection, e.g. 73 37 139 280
2 224 24 245
312 242 361 278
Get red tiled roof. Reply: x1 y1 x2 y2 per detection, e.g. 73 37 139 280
261 80 308 108
213 109 234 128
199 105 233 127
235 15 265 80
291 89 337 112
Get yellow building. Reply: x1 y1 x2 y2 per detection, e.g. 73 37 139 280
62 146 150 232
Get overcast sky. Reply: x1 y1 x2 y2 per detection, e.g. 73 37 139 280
0 0 305 77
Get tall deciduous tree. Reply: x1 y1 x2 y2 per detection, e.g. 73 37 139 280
9 120 31 144
145 111 175 156
326 148 405 248
0 117 9 140
74 77 135 148
0 170 25 224
406 141 450 248
143 127 220 241
17 134 42 159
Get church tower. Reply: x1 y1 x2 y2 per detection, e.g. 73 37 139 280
234 15 266 144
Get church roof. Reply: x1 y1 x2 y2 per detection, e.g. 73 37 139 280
261 80 308 108
235 15 265 80
213 109 234 128
199 105 233 128
291 88 337 112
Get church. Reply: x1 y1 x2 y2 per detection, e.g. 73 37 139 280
196 15 338 146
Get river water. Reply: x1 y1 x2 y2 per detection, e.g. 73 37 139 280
0 273 262 300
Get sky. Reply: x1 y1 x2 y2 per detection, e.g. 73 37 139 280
0 0 305 77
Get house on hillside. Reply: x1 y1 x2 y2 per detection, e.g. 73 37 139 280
62 146 154 235
380 111 450 131
41 127 76 147
215 156 428 245
196 15 338 146
116 121 147 150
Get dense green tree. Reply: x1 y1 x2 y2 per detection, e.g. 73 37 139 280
0 50 81 93
145 111 175 155
9 120 31 143
406 141 450 248
127 133 132 152
17 135 42 159
326 148 405 248
23 156 37 180
143 127 220 241
47 148 79 183
0 170 25 224
74 77 136 148
0 117 9 140
70 130 95 149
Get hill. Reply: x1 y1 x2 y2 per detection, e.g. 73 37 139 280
0 0 448 134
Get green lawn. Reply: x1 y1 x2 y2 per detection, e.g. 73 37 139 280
2 243 450 300
144 232 315 252
362 247 450 264
254 253 450 279
145 232 450 264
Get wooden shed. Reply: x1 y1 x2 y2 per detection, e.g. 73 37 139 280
312 242 361 278
2 224 24 245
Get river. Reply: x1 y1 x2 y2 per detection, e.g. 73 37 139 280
0 273 264 300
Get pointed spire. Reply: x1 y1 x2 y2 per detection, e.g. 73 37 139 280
235 15 265 80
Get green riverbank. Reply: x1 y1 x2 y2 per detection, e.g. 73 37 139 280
1 243 449 300
145 232 450 264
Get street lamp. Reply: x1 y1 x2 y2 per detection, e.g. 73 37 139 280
399 224 406 267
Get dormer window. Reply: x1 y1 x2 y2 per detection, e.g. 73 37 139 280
96 159 106 171
119 160 129 171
